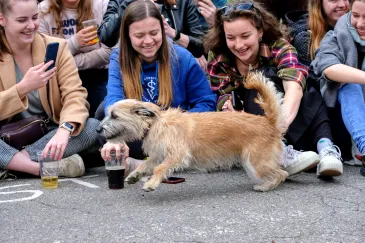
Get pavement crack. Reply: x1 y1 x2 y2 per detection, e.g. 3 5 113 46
37 201 93 214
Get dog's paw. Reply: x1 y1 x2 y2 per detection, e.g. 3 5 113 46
142 179 160 192
142 185 156 192
125 173 142 184
253 184 271 192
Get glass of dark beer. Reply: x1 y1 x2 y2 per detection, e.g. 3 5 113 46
105 151 125 189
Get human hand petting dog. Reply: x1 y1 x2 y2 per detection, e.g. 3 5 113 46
101 141 129 161
222 99 235 112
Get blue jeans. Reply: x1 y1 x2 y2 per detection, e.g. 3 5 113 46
338 83 365 154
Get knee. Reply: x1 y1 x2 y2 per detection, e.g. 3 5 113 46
94 101 105 121
81 118 100 141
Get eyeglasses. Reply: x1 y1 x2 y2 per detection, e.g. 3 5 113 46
219 2 254 16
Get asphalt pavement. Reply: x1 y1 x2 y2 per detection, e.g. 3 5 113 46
1 164 364 243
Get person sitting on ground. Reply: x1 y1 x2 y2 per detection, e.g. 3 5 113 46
285 0 354 164
97 0 208 70
205 0 344 177
99 0 216 175
39 0 113 117
312 0 365 176
0 0 100 178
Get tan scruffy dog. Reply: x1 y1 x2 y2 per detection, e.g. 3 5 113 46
98 72 288 192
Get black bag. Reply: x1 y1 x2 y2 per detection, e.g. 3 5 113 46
0 116 49 150
0 62 53 150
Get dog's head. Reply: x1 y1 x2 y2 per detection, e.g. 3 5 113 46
98 99 161 143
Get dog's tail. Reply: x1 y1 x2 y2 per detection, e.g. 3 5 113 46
244 72 286 134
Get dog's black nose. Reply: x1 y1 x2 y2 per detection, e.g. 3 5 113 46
96 125 103 133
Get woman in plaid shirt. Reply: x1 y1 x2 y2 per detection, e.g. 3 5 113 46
205 0 343 178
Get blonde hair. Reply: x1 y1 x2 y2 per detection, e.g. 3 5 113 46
0 0 36 61
42 0 94 37
308 0 349 59
119 0 173 108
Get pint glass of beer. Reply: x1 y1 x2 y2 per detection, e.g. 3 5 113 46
105 151 125 190
81 19 99 45
38 152 60 189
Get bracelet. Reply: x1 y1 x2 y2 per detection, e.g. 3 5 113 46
173 30 181 41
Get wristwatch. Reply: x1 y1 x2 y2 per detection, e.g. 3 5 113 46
173 30 181 41
60 122 75 133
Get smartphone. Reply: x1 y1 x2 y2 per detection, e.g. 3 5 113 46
231 91 244 111
44 42 59 71
162 177 185 184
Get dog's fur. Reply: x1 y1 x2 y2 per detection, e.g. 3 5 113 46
99 72 288 192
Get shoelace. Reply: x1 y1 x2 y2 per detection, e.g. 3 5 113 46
0 169 16 181
319 145 342 160
285 145 301 158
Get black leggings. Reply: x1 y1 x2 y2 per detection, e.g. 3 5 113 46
236 86 333 152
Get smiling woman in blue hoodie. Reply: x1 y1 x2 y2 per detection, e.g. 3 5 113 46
100 0 216 165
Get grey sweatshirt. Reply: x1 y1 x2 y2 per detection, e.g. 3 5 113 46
39 0 112 70
311 12 365 108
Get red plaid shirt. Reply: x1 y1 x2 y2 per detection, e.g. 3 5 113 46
207 38 308 110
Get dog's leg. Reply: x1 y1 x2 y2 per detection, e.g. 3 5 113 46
125 157 159 184
252 168 288 192
142 157 178 192
244 151 288 192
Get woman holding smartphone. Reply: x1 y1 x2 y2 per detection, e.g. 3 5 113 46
0 0 100 178
39 0 112 116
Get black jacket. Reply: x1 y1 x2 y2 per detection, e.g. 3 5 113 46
97 0 204 57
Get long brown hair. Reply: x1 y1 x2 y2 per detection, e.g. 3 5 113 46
308 0 349 59
205 0 282 56
42 0 94 37
0 0 35 61
119 0 172 108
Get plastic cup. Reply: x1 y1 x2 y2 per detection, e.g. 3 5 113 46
105 151 125 189
37 151 60 189
82 19 99 44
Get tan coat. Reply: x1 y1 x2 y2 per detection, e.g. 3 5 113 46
0 33 89 136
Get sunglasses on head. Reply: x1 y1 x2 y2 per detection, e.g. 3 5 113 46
219 2 254 16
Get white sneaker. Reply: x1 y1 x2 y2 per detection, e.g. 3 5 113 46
59 154 85 178
283 145 320 176
344 140 363 166
317 145 343 176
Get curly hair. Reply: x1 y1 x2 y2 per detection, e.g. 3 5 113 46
205 0 282 56
41 0 94 37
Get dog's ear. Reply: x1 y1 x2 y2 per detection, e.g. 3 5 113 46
133 106 157 117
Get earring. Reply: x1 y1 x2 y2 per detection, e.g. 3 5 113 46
259 37 262 42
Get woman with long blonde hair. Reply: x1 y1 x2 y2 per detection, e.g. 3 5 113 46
0 0 100 178
100 0 216 172
313 0 365 176
286 0 349 66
